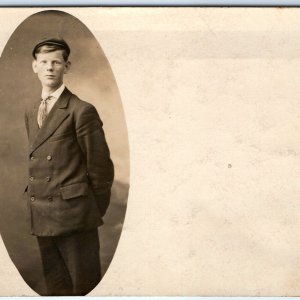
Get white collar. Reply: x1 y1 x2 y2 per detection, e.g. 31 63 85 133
41 83 65 100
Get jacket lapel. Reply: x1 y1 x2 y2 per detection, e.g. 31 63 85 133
27 100 40 146
30 88 72 154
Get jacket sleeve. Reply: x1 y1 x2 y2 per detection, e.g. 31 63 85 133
75 103 114 217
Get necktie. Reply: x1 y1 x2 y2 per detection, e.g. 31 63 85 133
37 96 51 128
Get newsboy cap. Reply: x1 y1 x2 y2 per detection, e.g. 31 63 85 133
32 38 70 58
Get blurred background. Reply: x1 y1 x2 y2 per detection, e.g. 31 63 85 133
0 10 129 295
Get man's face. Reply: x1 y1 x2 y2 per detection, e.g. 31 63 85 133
32 49 71 91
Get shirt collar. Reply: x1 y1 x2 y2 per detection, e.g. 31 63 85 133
41 83 65 100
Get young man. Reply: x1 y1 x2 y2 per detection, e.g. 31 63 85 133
24 38 114 296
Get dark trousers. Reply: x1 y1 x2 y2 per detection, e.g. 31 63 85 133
37 229 101 296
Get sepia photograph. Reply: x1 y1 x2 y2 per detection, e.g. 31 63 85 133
1 7 300 297
0 9 129 296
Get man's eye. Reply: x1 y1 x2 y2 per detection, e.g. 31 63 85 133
54 61 61 65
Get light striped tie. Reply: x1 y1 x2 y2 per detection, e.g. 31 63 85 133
37 96 51 128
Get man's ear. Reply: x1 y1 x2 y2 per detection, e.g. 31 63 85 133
64 61 71 74
32 60 38 74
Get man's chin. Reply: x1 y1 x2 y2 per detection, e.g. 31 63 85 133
42 80 61 88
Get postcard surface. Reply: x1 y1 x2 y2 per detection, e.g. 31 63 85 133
0 7 300 296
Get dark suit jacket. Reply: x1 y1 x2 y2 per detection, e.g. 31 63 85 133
24 88 114 236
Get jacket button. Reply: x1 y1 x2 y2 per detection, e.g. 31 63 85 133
48 196 53 202
47 155 52 161
30 156 34 161
46 176 51 182
29 176 34 181
30 196 35 202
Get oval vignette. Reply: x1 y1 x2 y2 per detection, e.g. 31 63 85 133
0 10 129 295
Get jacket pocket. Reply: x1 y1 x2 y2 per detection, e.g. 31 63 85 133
49 131 75 142
60 182 89 200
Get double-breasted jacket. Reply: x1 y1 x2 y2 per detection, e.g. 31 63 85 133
24 88 114 236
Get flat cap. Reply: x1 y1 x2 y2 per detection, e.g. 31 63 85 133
32 38 70 58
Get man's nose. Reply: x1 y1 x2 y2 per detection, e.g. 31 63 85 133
46 63 53 71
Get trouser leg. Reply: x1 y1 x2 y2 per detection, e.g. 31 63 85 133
55 229 101 296
37 229 101 296
37 236 73 296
